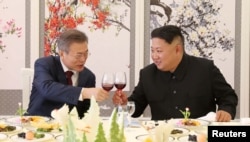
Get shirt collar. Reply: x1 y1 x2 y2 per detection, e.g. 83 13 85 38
60 58 77 75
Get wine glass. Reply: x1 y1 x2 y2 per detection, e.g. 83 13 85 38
114 72 127 114
101 73 114 91
126 101 135 127
114 71 126 92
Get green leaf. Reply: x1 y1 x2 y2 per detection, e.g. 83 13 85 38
110 108 120 142
63 116 77 142
94 123 107 142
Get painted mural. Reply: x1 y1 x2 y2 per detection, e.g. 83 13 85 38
44 0 131 91
150 0 235 86
0 0 25 89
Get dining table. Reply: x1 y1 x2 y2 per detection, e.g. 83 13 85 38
1 115 250 142
0 115 150 142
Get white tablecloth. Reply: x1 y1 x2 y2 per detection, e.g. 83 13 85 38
1 115 250 142
0 115 149 142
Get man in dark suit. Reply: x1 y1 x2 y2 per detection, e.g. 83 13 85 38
113 25 238 122
27 29 109 118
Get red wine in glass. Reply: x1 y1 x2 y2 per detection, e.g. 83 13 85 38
114 83 126 90
115 71 127 91
102 73 114 92
102 83 114 91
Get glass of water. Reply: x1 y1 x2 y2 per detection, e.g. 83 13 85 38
126 101 135 127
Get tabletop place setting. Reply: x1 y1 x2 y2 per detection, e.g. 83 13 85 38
0 72 249 142
0 104 250 142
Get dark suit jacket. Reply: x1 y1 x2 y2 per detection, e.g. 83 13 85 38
129 54 238 120
26 56 95 118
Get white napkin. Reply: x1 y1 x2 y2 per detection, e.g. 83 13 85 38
240 117 250 124
155 119 174 142
198 112 216 122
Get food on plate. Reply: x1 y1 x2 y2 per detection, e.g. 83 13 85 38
18 131 45 140
36 127 54 132
30 121 60 132
171 129 183 134
179 119 201 126
143 137 153 142
188 134 197 142
197 133 207 142
20 116 45 123
0 123 16 132
25 131 34 140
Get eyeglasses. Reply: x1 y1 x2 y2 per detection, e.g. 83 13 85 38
70 51 91 60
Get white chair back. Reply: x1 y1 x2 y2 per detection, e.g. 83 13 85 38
21 68 34 110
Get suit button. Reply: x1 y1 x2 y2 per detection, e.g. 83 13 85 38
173 90 177 94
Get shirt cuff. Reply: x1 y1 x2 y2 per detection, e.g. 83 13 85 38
79 88 84 101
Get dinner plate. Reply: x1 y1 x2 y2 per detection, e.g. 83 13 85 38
170 119 210 129
0 133 8 141
135 134 175 142
5 116 50 125
210 121 241 126
55 134 63 142
141 120 165 131
0 125 22 134
195 126 208 135
10 133 54 142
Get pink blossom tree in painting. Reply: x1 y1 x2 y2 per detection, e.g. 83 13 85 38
44 0 130 56
0 19 22 53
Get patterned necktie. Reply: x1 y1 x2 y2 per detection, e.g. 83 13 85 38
65 71 74 85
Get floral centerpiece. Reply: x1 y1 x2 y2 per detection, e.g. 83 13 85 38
15 102 28 124
51 96 125 142
179 107 200 126
179 107 191 121
16 102 27 117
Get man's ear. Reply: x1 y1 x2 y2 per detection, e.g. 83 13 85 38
175 44 182 53
58 50 63 57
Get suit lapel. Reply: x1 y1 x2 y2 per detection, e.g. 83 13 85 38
54 56 68 84
77 71 86 87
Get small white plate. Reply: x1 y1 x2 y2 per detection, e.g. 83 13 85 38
0 125 22 134
55 134 63 142
6 116 50 125
141 120 165 131
0 133 8 140
136 134 175 142
10 133 54 142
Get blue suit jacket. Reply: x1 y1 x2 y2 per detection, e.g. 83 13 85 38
27 56 95 118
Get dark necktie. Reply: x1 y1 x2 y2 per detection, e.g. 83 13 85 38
65 71 75 112
65 71 74 85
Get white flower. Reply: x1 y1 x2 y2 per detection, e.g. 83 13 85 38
51 104 70 127
198 26 208 36
190 31 199 42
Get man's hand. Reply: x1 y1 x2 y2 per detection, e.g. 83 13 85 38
216 110 232 122
82 88 109 102
112 90 128 105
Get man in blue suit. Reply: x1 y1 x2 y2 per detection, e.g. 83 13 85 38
27 29 109 118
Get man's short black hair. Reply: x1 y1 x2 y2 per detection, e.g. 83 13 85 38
151 25 184 46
